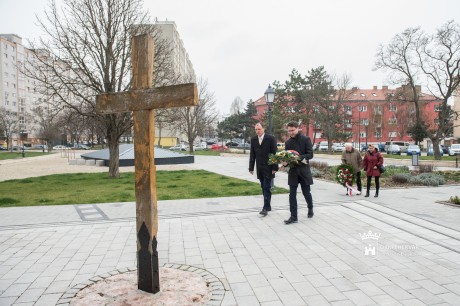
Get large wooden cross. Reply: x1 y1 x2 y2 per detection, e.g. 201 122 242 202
96 33 198 293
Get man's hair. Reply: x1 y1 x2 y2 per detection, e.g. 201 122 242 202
286 121 298 128
255 122 263 128
344 142 352 147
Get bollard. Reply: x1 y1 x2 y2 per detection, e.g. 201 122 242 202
22 147 25 158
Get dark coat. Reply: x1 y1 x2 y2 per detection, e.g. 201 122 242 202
285 133 314 186
249 134 278 179
363 149 384 177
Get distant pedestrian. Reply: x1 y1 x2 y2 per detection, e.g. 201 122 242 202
362 144 384 197
341 143 363 195
283 121 314 224
249 123 278 216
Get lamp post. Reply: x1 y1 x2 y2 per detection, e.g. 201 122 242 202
243 125 247 154
264 84 275 135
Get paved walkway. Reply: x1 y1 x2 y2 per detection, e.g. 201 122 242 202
1 154 460 305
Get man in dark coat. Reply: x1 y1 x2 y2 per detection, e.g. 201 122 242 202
283 121 314 224
249 123 278 216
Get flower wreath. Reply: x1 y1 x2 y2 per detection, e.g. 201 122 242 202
336 164 356 186
268 150 301 167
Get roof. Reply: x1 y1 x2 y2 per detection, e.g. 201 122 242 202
81 144 194 166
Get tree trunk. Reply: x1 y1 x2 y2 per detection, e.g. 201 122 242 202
107 131 120 178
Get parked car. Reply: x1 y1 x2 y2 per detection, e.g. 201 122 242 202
385 141 410 153
440 145 449 154
332 143 345 152
237 143 250 149
73 144 90 150
33 144 48 150
406 144 421 156
427 144 444 156
386 144 401 155
53 145 67 150
225 141 240 147
360 144 368 152
0 146 7 151
449 144 460 156
210 144 228 151
12 145 26 151
318 141 328 151
169 144 187 151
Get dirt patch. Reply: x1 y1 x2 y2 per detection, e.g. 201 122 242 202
70 268 210 306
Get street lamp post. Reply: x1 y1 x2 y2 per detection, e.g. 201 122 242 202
243 126 247 154
264 84 275 135
264 84 276 189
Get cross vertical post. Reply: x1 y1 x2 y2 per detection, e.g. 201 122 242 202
96 32 198 294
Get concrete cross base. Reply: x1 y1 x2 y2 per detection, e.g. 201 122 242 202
95 160 105 167
76 159 86 165
84 159 96 166
68 160 77 165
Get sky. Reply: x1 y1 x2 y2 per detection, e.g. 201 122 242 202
1 0 459 116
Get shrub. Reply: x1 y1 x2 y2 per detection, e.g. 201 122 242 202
391 173 412 184
310 160 329 170
310 167 323 178
419 164 435 173
409 173 445 186
450 196 460 205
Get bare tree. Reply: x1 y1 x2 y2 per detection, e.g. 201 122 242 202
376 21 460 159
24 0 177 177
33 105 62 152
417 20 460 159
229 96 245 115
170 77 218 153
375 27 425 131
0 107 18 151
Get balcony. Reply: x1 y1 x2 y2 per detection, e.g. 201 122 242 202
345 110 352 116
344 124 352 129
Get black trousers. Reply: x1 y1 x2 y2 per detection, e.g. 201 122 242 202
289 176 313 220
259 176 272 210
366 176 380 193
356 171 362 192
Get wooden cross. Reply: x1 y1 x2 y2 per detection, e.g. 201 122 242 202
96 33 198 293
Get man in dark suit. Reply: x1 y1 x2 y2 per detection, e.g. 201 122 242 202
249 122 278 216
283 121 314 224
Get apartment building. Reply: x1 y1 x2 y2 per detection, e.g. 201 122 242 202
254 85 443 145
0 34 43 147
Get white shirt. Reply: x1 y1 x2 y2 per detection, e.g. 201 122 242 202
258 134 265 145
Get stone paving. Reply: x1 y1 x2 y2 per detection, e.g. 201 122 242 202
1 154 460 305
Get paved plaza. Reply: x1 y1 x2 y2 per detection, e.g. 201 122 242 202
1 153 460 305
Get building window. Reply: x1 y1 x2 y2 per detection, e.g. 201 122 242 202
360 132 367 138
389 104 397 111
434 119 439 125
314 132 322 138
388 118 397 124
344 105 352 112
374 131 382 138
359 105 367 112
434 105 442 112
360 119 369 125
389 132 397 137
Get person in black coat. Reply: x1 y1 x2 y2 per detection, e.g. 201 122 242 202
283 121 314 224
249 123 278 216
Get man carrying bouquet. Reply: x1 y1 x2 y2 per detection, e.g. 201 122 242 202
283 121 314 224
249 122 278 216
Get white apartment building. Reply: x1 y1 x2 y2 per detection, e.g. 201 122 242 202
153 20 195 82
0 34 42 147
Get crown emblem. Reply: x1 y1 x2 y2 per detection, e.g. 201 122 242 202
360 230 381 240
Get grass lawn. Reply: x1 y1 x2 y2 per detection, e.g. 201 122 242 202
0 170 288 207
0 151 51 160
382 154 458 161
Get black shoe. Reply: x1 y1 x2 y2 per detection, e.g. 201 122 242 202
364 192 369 197
374 193 379 198
308 209 314 218
284 217 298 224
259 209 268 216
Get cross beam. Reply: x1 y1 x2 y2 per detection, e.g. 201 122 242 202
96 33 198 293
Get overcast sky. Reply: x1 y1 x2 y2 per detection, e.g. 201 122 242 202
1 0 459 115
